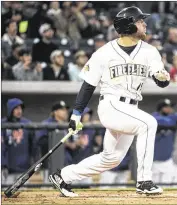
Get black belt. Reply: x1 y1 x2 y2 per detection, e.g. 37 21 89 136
99 95 138 105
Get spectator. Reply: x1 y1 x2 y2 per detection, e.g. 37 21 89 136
1 40 12 62
107 24 118 41
27 3 54 38
2 20 24 47
159 50 172 72
172 130 177 183
43 50 70 81
99 12 111 36
81 3 101 38
65 107 95 165
47 1 61 17
152 99 177 184
36 101 69 182
1 1 12 36
68 50 88 82
32 23 57 64
5 43 22 67
48 2 88 47
145 4 162 35
164 27 177 64
1 98 38 184
148 35 163 51
94 34 107 51
12 49 43 81
170 54 177 82
2 44 22 80
92 134 103 154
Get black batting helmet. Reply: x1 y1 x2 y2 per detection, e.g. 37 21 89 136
114 6 150 35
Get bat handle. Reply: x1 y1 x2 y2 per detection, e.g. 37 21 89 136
61 129 74 143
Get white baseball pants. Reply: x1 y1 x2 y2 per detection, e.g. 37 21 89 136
61 95 157 183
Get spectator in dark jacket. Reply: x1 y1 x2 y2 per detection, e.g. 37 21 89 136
152 99 177 184
5 43 22 67
43 50 70 81
2 44 22 80
32 23 57 64
36 100 69 182
164 27 177 64
1 98 38 184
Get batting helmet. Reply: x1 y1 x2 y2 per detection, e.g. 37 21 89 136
114 6 150 35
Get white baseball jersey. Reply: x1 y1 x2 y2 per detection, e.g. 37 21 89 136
80 39 164 101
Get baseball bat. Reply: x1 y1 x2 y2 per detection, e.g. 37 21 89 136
4 129 74 198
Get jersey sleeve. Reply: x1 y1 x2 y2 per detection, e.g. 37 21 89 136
79 52 104 86
148 47 164 77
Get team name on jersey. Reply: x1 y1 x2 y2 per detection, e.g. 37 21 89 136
109 64 149 79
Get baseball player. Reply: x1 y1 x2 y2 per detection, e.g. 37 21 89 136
49 6 170 197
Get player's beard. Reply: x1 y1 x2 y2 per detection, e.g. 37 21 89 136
133 31 146 41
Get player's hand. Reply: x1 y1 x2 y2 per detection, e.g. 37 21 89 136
69 114 83 134
154 70 170 82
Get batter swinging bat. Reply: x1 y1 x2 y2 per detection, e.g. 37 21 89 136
4 129 74 198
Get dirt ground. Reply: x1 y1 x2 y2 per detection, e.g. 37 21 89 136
2 189 177 205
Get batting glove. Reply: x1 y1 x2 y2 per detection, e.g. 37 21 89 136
69 110 83 134
154 70 170 82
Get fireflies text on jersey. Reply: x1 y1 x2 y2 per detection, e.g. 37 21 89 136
109 64 149 79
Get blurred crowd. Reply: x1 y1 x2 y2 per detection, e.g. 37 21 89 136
1 97 177 185
1 1 177 82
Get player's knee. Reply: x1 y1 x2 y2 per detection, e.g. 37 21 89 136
101 151 120 166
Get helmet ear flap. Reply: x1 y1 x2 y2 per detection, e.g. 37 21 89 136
127 24 137 34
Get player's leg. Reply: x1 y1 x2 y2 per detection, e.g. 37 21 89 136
49 130 134 197
98 96 162 194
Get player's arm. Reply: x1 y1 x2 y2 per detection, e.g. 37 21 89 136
149 47 170 88
69 52 104 132
69 81 96 131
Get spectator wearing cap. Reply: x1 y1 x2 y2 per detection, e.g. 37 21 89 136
32 23 57 64
12 48 43 81
164 27 177 64
68 50 88 82
36 101 69 182
2 20 24 47
1 98 38 184
43 50 70 81
170 54 177 82
27 3 54 38
152 99 177 184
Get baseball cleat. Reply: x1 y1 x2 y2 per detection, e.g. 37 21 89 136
49 169 78 197
136 180 163 195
